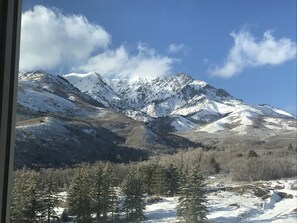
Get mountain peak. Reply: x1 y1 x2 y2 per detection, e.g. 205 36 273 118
174 72 193 80
61 71 295 123
111 73 194 85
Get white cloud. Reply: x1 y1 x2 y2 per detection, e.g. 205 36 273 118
168 44 185 54
210 30 297 78
20 6 176 80
80 42 176 80
20 5 111 71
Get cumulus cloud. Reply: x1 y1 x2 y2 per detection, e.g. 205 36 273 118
210 30 297 78
168 44 186 54
80 42 176 80
20 5 111 71
20 5 176 80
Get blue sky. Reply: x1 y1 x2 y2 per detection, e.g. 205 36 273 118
21 0 296 114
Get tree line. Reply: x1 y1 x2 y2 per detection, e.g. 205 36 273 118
10 158 208 223
11 145 297 222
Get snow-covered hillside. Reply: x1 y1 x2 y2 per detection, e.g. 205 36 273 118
16 71 206 168
197 109 297 135
18 71 104 116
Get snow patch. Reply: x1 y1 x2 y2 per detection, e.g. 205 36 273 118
143 197 178 223
263 191 282 210
199 121 226 133
18 88 77 113
170 116 196 131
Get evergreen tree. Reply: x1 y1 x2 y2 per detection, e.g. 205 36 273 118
151 164 166 196
141 162 180 196
38 169 60 223
248 150 258 158
10 169 40 222
122 168 145 221
91 162 118 222
209 156 221 174
139 163 155 195
60 209 71 222
67 165 93 223
91 161 105 221
109 187 120 221
103 164 118 221
176 163 208 223
164 164 180 196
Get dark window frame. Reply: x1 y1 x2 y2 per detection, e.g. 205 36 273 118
0 0 22 222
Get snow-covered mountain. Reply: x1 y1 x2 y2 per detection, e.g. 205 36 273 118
15 70 296 168
63 72 296 134
15 71 201 168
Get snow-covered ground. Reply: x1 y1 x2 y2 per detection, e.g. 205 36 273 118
143 197 178 223
143 178 297 223
53 178 297 222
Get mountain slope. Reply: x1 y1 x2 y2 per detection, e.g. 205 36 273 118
16 71 202 168
15 71 296 168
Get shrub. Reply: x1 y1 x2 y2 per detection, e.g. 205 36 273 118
248 150 258 158
229 157 296 181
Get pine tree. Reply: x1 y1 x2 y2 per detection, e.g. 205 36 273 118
60 209 71 222
91 161 105 221
102 163 118 221
151 164 166 196
10 169 40 222
139 163 155 195
164 164 180 196
176 163 208 223
209 156 220 174
91 162 118 222
67 165 93 223
109 186 120 221
122 168 145 221
38 169 60 223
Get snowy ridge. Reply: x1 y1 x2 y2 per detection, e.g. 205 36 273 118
64 72 234 117
62 72 296 133
18 72 86 116
63 72 127 110
18 71 296 135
